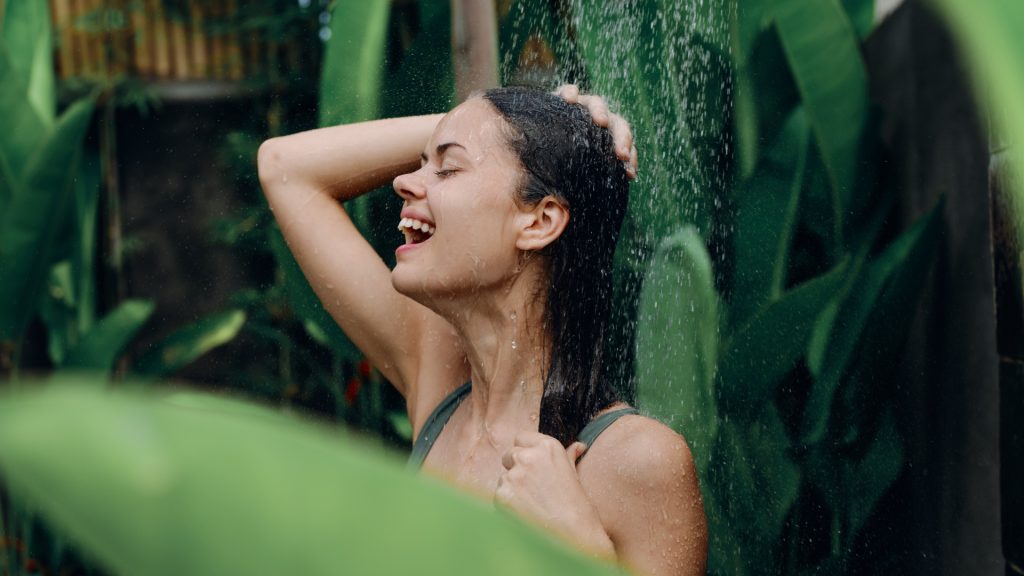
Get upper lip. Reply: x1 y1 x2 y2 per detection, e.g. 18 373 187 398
399 209 435 227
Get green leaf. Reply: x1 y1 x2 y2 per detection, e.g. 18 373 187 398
38 260 77 364
0 383 617 576
268 229 360 363
716 259 850 422
730 107 810 325
800 206 940 444
841 0 876 40
0 98 94 341
318 0 390 126
706 408 799 574
135 310 247 377
849 408 903 535
635 227 720 479
0 41 48 183
773 0 868 221
1 0 55 124
929 0 1024 243
62 300 155 373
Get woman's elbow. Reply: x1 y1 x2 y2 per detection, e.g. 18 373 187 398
257 137 286 193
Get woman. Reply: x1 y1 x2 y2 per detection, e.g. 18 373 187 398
258 85 707 575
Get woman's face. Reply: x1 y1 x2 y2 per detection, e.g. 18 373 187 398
391 98 529 304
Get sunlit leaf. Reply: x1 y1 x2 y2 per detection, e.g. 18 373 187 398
134 310 247 377
0 383 617 576
0 98 94 341
716 259 850 422
635 227 720 478
773 0 868 220
318 0 390 126
62 300 155 373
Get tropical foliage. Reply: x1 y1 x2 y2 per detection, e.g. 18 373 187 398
1 0 1022 574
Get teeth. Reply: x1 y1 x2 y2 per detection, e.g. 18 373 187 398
397 217 436 236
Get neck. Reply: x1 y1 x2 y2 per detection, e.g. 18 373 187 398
431 263 550 439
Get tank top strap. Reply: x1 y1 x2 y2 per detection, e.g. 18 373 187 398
575 406 640 463
407 381 472 470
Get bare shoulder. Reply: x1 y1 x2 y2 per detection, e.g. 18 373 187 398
579 413 697 488
578 413 708 576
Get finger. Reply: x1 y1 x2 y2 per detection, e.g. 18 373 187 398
566 441 588 465
608 115 633 161
555 84 580 104
578 95 610 127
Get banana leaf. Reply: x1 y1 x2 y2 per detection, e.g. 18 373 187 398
772 0 868 223
635 227 721 479
134 310 247 377
800 205 940 444
730 107 809 325
62 300 155 373
716 259 849 423
1 0 54 124
318 0 390 127
0 382 617 576
0 41 48 183
0 98 94 342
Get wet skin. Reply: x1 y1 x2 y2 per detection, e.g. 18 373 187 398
258 95 707 575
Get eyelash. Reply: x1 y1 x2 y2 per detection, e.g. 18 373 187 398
434 169 457 178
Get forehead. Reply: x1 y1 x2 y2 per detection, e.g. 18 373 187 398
429 98 509 155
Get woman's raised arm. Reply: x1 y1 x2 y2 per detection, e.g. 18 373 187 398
257 114 464 403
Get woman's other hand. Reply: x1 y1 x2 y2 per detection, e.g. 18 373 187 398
555 84 638 180
495 432 616 561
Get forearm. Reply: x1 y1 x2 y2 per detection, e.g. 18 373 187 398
257 113 444 202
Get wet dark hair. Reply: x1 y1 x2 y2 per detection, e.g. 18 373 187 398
481 86 631 446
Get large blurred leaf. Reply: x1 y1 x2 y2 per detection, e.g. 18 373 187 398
62 300 155 373
135 310 247 377
0 383 616 576
1 0 55 124
268 229 359 362
716 259 849 422
800 206 940 444
635 227 720 478
318 0 390 127
731 107 809 324
0 98 94 341
930 0 1024 240
841 0 876 40
772 0 868 220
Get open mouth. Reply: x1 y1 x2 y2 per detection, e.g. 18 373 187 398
397 217 436 245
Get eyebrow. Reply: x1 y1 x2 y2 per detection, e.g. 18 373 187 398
420 141 467 162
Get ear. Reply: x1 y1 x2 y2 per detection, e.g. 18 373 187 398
515 196 569 251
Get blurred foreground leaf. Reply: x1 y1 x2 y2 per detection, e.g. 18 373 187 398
0 382 615 576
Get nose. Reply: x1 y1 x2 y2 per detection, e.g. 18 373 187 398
393 169 426 201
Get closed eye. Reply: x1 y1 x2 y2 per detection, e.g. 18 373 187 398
434 169 458 178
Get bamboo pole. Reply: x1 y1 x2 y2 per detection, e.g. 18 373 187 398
130 0 151 76
209 0 225 79
150 0 170 78
188 2 205 78
225 0 241 80
450 0 499 101
169 4 189 78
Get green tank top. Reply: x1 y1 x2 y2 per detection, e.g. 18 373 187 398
407 382 639 470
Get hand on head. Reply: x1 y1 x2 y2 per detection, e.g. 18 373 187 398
555 84 638 180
